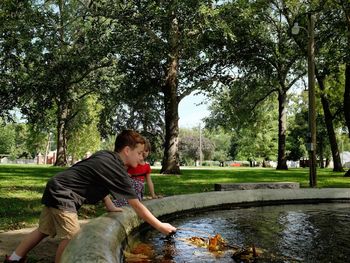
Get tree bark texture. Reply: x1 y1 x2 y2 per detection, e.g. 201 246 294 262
161 14 181 174
344 64 350 177
54 102 69 166
316 75 344 172
341 2 350 177
345 64 350 135
345 64 350 176
54 1 69 167
343 0 350 135
276 91 288 170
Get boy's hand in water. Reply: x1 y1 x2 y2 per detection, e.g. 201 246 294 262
159 223 177 235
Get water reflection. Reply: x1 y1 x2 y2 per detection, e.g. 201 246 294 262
127 203 350 262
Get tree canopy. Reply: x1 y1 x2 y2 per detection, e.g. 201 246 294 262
0 0 349 177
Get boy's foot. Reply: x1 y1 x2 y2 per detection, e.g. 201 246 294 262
3 255 27 263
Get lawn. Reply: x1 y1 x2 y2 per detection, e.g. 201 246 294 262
147 166 350 195
0 164 349 231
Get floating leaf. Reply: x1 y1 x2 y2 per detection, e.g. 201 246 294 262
208 234 227 252
187 236 207 247
124 243 155 262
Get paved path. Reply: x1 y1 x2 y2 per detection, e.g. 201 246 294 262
0 220 89 263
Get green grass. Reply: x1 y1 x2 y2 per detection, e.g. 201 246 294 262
1 164 349 231
147 167 350 196
0 165 101 231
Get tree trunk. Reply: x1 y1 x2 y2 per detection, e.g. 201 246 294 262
344 64 350 177
276 91 288 170
343 0 350 135
319 136 324 168
161 13 180 174
161 81 180 174
316 74 344 172
345 64 350 134
341 2 350 177
44 132 50 165
55 102 69 166
54 1 68 166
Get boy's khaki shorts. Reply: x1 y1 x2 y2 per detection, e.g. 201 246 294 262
38 206 80 240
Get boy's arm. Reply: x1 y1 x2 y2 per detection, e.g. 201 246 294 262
128 198 176 235
103 196 123 212
145 173 157 198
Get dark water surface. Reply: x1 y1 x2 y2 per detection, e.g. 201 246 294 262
130 203 350 262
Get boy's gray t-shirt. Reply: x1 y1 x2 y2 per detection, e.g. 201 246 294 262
41 150 138 212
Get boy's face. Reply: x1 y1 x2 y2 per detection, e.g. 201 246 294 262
127 143 144 168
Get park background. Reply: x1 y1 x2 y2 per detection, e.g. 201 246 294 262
1 2 350 262
1 0 350 231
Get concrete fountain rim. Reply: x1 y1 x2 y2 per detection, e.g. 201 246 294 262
61 188 350 263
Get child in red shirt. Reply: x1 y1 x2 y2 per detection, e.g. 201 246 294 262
113 139 157 207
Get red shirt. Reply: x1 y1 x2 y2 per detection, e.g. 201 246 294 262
127 163 151 183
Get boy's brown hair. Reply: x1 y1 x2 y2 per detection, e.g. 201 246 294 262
114 130 145 152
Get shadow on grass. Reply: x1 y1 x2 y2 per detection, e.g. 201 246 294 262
0 185 45 194
0 197 42 231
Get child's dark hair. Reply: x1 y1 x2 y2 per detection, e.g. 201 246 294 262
114 130 145 152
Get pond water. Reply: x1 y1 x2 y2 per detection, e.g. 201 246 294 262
126 202 350 263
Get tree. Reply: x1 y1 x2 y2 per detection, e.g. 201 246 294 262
97 67 165 160
283 0 346 172
67 95 102 164
206 128 232 164
206 93 278 165
0 118 15 155
287 91 332 167
1 0 118 166
91 0 226 174
178 127 215 165
0 119 34 159
202 0 305 170
340 1 350 176
25 124 53 159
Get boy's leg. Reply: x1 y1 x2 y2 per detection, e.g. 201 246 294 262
55 239 70 263
50 208 80 263
6 206 52 261
13 228 47 257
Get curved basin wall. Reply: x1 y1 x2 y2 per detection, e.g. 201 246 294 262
61 188 350 263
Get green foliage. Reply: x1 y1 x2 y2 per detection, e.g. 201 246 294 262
208 95 279 162
0 119 15 154
205 128 231 162
1 0 349 170
286 92 309 161
100 134 116 152
9 123 29 159
178 128 215 164
0 119 31 159
67 95 102 163
1 0 121 165
25 125 52 158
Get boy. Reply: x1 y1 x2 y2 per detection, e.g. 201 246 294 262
4 130 176 263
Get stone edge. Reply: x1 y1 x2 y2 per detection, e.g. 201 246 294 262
61 188 350 263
